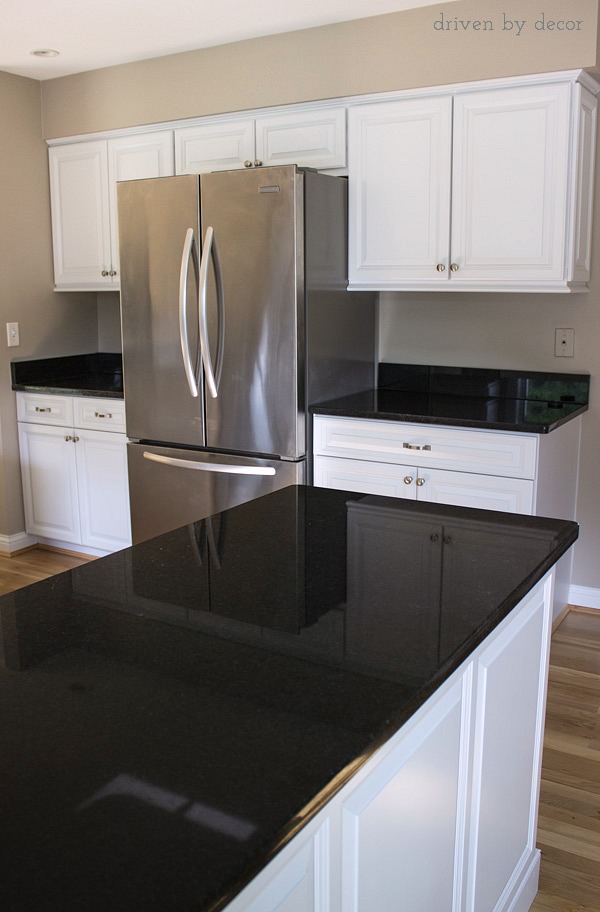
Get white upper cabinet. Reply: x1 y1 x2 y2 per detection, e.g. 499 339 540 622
175 105 346 173
348 73 598 293
174 118 256 173
49 131 174 290
348 96 453 285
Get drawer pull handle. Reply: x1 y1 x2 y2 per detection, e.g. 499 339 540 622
403 443 431 451
34 406 51 413
94 411 113 419
403 475 413 485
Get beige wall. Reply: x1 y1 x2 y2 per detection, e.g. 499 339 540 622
0 71 97 539
5 0 600 587
41 0 599 139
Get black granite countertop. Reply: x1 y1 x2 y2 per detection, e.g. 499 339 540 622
0 485 577 912
11 353 123 398
313 363 590 433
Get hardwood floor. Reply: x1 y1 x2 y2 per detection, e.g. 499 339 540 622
531 608 600 912
0 546 92 596
0 551 598 908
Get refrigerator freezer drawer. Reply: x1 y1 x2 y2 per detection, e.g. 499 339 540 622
127 442 305 543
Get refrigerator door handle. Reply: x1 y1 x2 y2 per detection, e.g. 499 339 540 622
179 227 200 398
198 226 224 399
143 451 276 476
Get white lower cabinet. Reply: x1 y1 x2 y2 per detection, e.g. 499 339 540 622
313 414 581 519
312 413 580 621
17 393 131 555
223 574 553 912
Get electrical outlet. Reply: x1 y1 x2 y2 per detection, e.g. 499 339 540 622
6 322 19 347
554 327 575 357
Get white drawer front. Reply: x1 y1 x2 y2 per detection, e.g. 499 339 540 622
73 397 126 432
313 455 416 499
418 467 535 514
313 416 538 480
16 392 74 427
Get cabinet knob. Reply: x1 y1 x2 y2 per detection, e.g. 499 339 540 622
254 160 263 167
109 270 117 277
450 263 460 272
443 535 452 544
416 477 425 487
64 435 72 442
244 160 253 168
101 270 109 276
430 533 439 542
436 263 446 272
403 475 413 485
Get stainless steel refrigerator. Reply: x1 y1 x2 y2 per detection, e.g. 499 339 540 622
118 165 376 543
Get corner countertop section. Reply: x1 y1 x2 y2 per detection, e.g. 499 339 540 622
0 485 578 912
312 363 590 433
11 353 123 399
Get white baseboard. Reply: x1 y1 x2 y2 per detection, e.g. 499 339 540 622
0 531 38 555
568 585 600 611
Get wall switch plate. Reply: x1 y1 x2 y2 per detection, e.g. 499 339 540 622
555 327 575 357
6 322 19 347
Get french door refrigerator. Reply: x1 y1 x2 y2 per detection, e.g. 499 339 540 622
118 165 375 544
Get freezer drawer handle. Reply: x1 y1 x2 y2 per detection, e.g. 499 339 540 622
179 227 200 398
198 225 224 399
143 451 276 476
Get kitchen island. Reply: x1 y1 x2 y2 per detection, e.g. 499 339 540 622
0 485 577 912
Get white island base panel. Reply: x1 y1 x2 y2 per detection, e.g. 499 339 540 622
221 572 554 912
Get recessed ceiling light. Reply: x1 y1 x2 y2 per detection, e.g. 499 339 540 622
30 49 60 58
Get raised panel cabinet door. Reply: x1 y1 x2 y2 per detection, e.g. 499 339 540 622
415 467 535 514
75 430 131 551
17 422 81 544
450 83 571 285
174 118 256 173
255 106 346 170
464 577 552 912
49 140 112 288
348 96 452 287
108 130 175 281
341 674 468 912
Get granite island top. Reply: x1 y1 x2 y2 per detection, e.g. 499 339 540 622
313 363 590 433
0 485 577 912
11 353 123 398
